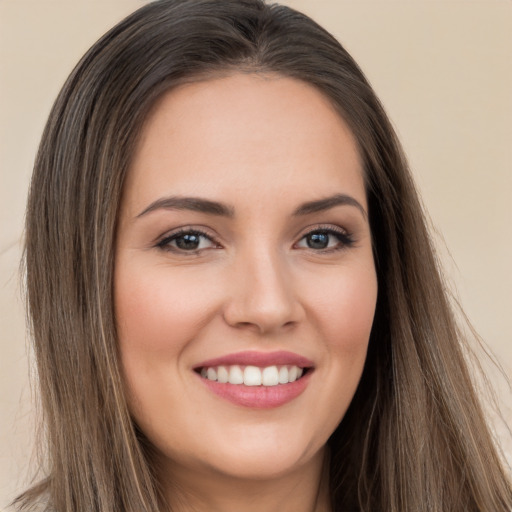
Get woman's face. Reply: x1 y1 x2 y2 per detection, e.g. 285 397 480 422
115 74 377 486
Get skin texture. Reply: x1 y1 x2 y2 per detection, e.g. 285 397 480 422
115 73 378 512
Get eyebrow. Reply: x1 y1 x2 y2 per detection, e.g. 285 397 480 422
136 193 367 220
137 196 235 218
292 193 367 219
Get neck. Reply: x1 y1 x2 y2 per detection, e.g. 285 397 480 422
158 448 331 512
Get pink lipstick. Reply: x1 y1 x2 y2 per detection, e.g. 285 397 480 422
194 351 314 409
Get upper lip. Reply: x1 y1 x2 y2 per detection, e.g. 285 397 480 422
194 350 314 369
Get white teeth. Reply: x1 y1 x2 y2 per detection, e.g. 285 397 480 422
217 365 229 383
262 366 279 386
200 364 306 386
228 365 244 385
244 366 262 386
278 366 289 384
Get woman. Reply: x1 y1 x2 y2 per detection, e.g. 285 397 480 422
15 0 511 510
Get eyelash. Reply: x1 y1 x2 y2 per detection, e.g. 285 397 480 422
156 228 217 253
156 225 355 254
296 225 355 252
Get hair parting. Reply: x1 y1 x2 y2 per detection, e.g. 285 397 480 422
16 1 511 511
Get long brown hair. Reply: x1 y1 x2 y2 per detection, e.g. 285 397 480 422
17 0 511 510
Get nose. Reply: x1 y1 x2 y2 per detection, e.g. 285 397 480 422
222 248 304 335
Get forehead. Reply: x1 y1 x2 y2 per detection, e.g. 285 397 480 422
123 73 365 215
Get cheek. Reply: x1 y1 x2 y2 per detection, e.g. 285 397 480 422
306 260 376 406
115 263 220 357
114 262 221 431
289 260 377 442
310 263 377 355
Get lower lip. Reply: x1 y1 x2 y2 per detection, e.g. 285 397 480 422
197 371 312 409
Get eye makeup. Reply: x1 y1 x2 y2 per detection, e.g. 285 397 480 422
155 223 356 256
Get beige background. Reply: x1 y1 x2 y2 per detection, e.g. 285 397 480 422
1 0 511 506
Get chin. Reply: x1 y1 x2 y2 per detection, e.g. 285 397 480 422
156 424 327 483
219 442 318 480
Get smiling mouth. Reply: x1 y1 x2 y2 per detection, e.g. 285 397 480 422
196 364 311 387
